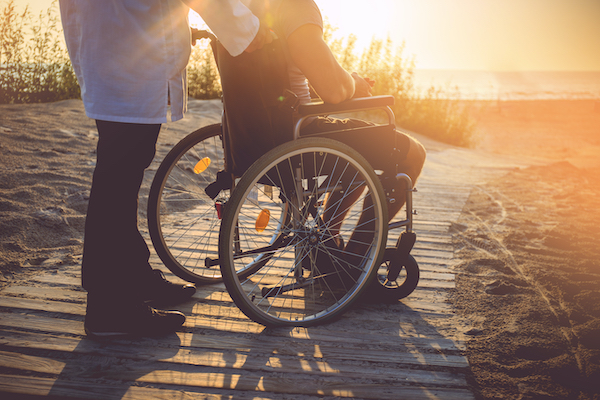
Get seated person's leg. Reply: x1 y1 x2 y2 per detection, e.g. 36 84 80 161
301 116 426 260
343 130 426 258
385 132 427 219
323 188 364 240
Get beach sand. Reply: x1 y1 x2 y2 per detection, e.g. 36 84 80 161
0 98 599 398
0 98 221 287
453 99 600 399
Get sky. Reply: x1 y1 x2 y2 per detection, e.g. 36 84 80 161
13 0 600 71
317 0 600 71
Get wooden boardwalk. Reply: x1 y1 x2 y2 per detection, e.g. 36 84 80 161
0 139 528 399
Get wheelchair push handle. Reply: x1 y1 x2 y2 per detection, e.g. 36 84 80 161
191 28 218 63
191 28 216 44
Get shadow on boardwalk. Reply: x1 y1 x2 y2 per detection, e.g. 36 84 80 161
4 277 471 399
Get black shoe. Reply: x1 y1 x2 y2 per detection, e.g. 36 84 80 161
317 236 357 287
143 269 196 306
84 301 186 339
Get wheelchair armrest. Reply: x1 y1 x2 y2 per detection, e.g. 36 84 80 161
297 95 395 117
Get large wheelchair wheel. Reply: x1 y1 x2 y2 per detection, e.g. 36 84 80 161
147 123 227 284
219 138 388 327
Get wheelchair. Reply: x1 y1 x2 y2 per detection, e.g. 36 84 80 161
147 30 420 327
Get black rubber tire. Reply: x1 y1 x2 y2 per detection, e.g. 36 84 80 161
147 124 227 284
219 138 388 327
367 249 419 302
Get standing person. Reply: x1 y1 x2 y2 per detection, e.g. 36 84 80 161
59 0 272 339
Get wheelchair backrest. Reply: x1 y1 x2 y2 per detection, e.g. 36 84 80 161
217 39 296 177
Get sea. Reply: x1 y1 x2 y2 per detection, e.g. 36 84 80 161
411 70 600 101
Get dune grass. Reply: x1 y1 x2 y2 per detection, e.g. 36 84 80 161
0 0 79 103
323 25 476 147
1 1 476 147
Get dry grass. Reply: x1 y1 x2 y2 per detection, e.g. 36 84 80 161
1 2 475 147
0 0 79 104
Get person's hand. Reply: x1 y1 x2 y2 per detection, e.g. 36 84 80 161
245 22 274 53
351 72 375 98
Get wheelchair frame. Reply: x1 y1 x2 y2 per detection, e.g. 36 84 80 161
147 30 419 327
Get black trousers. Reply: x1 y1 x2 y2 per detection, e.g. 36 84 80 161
82 120 160 301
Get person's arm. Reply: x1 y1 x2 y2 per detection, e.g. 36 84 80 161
183 0 269 56
244 22 274 53
287 24 373 104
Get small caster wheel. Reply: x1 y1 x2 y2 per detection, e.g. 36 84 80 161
367 248 419 302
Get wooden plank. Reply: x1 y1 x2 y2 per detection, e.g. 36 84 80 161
0 289 456 328
0 373 293 400
413 233 455 243
0 351 470 400
135 369 467 400
411 203 465 212
412 258 454 268
0 373 474 400
0 350 66 374
413 260 454 271
413 240 454 250
0 312 467 360
0 295 85 314
0 297 457 347
0 331 468 386
31 274 80 286
30 265 457 293
4 271 459 307
0 282 456 320
415 279 455 289
420 271 455 281
2 286 86 301
28 255 454 292
411 248 454 259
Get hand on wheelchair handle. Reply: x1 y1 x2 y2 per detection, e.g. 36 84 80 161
190 28 216 46
245 22 275 53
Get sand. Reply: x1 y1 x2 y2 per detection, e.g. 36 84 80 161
0 100 95 284
1 97 599 398
452 99 600 399
0 98 221 287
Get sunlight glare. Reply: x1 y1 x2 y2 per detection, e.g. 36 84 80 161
188 9 207 29
189 1 399 51
317 0 398 49
188 0 600 71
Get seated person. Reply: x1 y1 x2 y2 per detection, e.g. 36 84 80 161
218 0 426 256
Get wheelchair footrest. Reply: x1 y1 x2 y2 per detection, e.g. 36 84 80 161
388 231 416 281
205 170 233 200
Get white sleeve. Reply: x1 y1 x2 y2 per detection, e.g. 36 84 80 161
182 0 259 56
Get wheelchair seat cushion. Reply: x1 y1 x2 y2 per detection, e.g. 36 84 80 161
300 116 410 176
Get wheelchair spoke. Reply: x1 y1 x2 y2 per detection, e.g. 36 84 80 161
219 138 388 327
148 124 231 283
